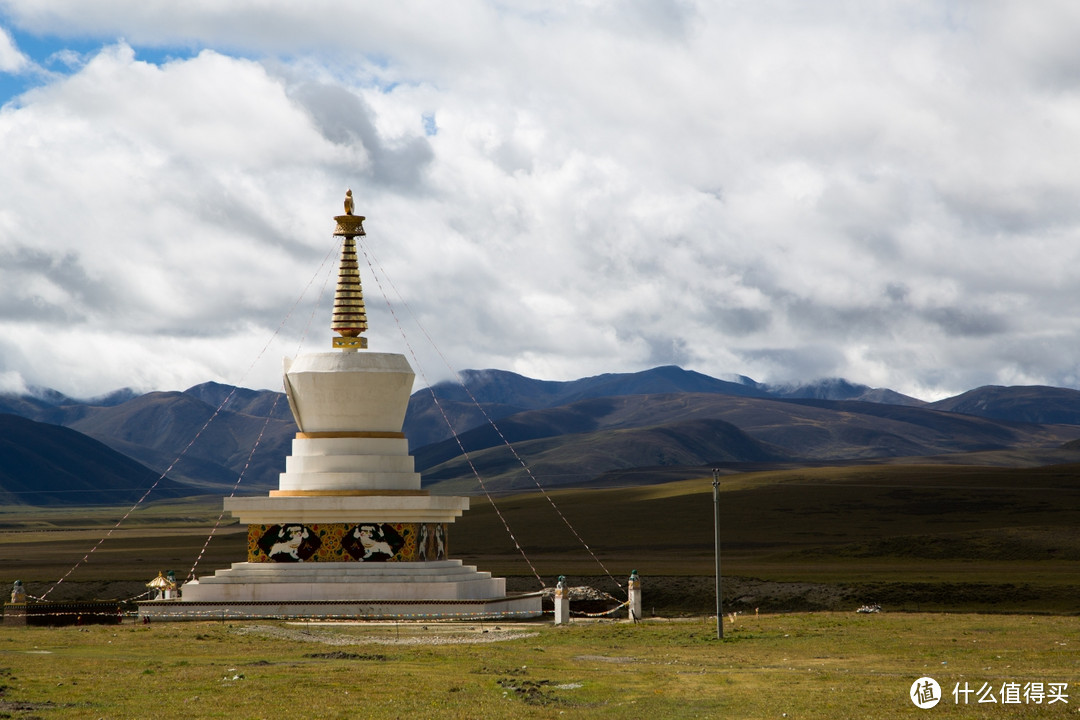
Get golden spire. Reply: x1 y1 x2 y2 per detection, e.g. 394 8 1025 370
331 189 368 351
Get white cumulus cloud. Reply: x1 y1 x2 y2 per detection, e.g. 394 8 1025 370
0 2 1079 400
0 24 29 72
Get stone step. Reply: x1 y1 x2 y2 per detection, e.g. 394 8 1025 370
182 562 509 602
201 561 490 582
277 470 422 491
291 436 411 456
140 594 544 621
284 453 416 474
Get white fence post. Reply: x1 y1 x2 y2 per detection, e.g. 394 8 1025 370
628 570 641 622
554 575 570 625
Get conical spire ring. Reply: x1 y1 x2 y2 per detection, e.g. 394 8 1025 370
331 189 369 350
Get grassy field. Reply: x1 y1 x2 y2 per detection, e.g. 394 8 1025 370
459 463 1080 613
0 613 1075 718
0 464 1077 717
0 462 1077 613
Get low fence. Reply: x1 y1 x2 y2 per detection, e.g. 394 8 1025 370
3 601 125 627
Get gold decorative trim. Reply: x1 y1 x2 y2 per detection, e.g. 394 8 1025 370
332 336 368 349
296 431 405 439
330 228 368 350
269 489 430 497
333 214 366 237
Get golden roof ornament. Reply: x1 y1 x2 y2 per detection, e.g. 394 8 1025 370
147 571 176 591
331 189 369 351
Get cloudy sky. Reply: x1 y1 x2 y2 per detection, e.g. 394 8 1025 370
1 2 1080 401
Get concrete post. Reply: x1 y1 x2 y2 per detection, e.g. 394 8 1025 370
628 569 641 622
554 576 570 625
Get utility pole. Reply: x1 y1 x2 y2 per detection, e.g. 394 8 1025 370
712 467 723 640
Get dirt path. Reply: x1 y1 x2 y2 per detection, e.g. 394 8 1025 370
233 624 539 645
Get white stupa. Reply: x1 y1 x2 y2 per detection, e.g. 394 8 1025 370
139 193 541 620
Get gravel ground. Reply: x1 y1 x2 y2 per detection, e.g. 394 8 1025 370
232 623 540 646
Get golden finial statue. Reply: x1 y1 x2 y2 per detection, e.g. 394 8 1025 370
331 191 368 351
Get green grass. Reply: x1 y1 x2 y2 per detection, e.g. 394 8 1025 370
455 463 1080 582
1 463 1079 611
0 463 1077 717
0 613 1075 718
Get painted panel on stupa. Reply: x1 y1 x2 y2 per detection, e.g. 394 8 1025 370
247 523 448 563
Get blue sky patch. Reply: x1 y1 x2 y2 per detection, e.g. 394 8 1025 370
422 112 438 136
0 23 200 106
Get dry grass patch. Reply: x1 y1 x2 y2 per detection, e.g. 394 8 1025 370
0 613 1074 718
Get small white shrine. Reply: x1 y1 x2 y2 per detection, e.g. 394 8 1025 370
139 194 541 621
147 571 178 600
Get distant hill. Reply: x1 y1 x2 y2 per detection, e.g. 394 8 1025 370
0 393 59 422
406 365 766 448
439 365 769 406
423 392 1076 468
405 366 921 448
4 367 1080 504
422 416 788 491
928 385 1080 425
0 385 296 494
63 389 296 493
418 393 1080 491
765 378 925 406
0 414 189 505
404 396 525 454
183 381 294 421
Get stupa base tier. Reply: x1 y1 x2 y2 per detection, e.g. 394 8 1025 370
246 522 449 563
181 560 504 600
279 436 421 493
160 561 543 620
137 594 543 622
278 470 422 492
225 494 469 525
284 352 414 433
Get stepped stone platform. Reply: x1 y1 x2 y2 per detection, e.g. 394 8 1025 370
137 596 543 622
184 560 507 601
138 561 543 621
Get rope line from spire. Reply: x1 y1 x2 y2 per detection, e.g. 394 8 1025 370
355 239 546 589
185 244 338 580
42 241 339 597
358 238 624 595
185 393 280 582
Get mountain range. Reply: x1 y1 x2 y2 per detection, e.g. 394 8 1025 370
0 414 190 505
3 366 1080 503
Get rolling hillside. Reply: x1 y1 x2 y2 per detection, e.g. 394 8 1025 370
422 417 788 491
0 384 296 494
3 366 1080 503
64 389 296 493
404 366 923 448
0 414 189 505
417 393 1080 491
928 385 1080 425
